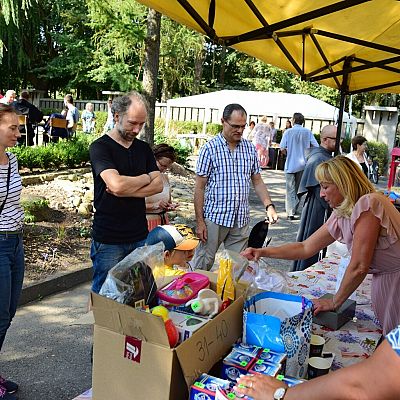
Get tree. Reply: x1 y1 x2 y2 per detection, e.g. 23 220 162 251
141 8 161 145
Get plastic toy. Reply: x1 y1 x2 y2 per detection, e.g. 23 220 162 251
186 288 222 318
151 305 179 347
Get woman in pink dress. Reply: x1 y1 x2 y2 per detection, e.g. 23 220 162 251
145 144 178 231
242 155 400 335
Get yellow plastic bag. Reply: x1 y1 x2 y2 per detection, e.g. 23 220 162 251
217 257 235 302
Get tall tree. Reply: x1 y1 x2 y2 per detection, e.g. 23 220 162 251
141 8 161 145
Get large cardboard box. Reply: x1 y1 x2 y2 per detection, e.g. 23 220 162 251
91 272 245 400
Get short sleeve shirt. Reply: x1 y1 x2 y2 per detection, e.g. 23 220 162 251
90 135 158 244
386 325 400 356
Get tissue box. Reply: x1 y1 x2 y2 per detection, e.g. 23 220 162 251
248 359 281 377
215 385 254 400
190 374 230 400
257 348 287 372
313 293 356 330
221 350 257 382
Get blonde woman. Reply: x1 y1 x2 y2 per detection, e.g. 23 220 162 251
242 155 400 335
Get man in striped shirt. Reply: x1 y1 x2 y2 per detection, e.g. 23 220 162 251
192 103 278 271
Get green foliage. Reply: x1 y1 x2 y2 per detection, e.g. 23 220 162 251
10 133 93 170
21 198 49 223
341 138 351 153
367 141 389 175
93 111 108 135
156 118 221 136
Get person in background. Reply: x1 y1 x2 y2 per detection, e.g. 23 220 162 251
145 224 199 278
63 94 79 137
292 125 337 271
12 89 43 146
235 324 400 400
89 92 163 293
0 91 16 106
346 135 369 177
145 143 178 231
269 121 277 143
192 103 278 271
243 120 255 141
252 116 271 168
242 155 400 335
0 105 24 400
280 113 319 220
81 102 96 134
103 99 114 133
284 119 292 132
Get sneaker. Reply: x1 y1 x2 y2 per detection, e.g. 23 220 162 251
0 377 18 394
0 384 17 400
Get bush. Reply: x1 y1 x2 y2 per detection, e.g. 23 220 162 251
367 141 388 176
93 111 108 136
10 133 94 171
156 118 222 136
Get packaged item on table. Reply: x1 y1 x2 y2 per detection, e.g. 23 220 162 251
157 272 210 306
215 384 254 400
189 373 230 400
233 342 262 358
248 359 282 377
221 349 257 382
276 374 306 387
257 348 287 372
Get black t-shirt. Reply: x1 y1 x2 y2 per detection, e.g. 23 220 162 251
89 135 158 244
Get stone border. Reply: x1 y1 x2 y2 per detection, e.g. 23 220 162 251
19 265 92 306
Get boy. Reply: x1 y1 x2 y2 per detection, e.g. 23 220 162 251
145 224 199 278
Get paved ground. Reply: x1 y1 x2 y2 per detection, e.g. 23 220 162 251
1 168 388 400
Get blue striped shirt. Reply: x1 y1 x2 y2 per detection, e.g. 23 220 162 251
0 152 24 231
196 133 260 228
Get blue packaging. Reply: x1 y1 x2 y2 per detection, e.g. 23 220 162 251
276 374 305 387
233 342 261 358
190 373 231 400
221 350 257 382
248 359 281 377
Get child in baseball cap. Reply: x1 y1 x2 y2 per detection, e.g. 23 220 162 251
145 224 199 278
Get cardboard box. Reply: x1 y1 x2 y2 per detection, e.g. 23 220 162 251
92 271 246 400
313 293 356 330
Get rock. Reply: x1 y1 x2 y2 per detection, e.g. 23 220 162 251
77 203 92 217
83 191 94 202
73 196 82 207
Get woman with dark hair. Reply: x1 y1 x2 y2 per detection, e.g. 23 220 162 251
346 135 369 177
145 143 178 231
0 104 24 399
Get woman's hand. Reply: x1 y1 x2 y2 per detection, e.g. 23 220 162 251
312 296 336 315
234 374 287 400
241 247 266 261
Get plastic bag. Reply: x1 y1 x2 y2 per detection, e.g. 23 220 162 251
241 258 288 298
99 242 165 308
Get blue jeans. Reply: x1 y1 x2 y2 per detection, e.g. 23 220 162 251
90 239 146 293
0 233 25 351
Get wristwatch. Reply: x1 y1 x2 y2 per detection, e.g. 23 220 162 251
273 387 287 400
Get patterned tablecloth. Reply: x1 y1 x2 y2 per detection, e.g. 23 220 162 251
287 254 382 370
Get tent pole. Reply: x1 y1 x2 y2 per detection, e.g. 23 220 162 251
335 58 351 155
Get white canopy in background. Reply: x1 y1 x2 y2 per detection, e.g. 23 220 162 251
165 89 356 135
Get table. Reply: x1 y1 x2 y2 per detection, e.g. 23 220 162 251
287 254 382 370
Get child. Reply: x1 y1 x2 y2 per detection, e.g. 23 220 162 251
81 102 96 134
145 224 199 278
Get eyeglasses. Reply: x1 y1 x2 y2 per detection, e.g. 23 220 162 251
224 120 247 130
326 137 337 140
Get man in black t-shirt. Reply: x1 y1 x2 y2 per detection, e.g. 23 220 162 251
89 92 163 293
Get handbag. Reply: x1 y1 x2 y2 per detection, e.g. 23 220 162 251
0 159 11 215
243 291 313 378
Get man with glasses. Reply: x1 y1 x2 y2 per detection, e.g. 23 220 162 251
89 92 163 293
192 103 278 271
280 112 319 220
292 125 337 271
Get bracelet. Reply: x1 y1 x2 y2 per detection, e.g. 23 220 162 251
265 203 276 211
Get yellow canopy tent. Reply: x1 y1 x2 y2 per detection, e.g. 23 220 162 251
136 0 400 151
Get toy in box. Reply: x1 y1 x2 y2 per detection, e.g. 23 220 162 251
190 373 230 400
157 272 210 306
221 350 257 382
248 359 282 377
168 311 210 343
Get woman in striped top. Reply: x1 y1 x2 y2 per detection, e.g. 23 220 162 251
0 104 24 399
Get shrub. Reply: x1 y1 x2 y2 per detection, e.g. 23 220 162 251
21 198 49 223
367 140 388 175
93 111 108 136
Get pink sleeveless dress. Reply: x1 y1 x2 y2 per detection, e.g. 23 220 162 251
326 192 400 334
